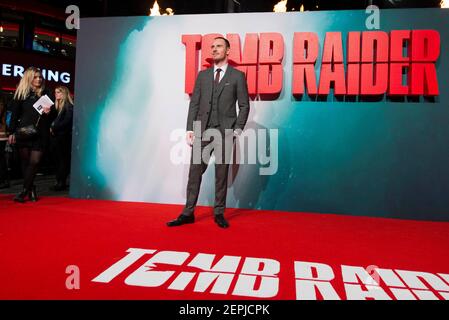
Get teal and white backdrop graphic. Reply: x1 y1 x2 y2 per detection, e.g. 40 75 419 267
72 9 449 221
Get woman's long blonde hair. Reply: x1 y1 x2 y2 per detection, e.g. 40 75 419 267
14 67 45 100
55 86 74 113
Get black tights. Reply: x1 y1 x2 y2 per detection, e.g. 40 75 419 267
0 141 8 183
18 147 43 191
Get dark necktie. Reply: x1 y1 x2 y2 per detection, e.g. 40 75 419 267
214 68 222 85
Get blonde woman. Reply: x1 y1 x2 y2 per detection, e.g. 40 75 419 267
50 86 74 191
8 67 55 202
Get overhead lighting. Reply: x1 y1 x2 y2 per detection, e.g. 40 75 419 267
0 24 3 33
273 0 288 12
149 1 174 16
55 36 60 42
441 0 449 8
163 8 174 16
273 1 304 13
150 0 161 16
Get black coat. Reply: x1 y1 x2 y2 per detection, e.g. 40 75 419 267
8 89 57 149
51 102 73 136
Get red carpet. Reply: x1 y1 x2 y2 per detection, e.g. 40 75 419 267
1 194 449 300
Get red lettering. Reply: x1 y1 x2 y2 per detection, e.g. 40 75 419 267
229 33 259 97
361 31 389 63
292 32 318 96
411 30 440 62
293 32 319 64
410 63 439 96
182 34 202 95
227 33 258 65
346 32 361 95
346 64 360 95
318 64 346 95
360 31 389 95
347 32 361 63
258 33 284 99
292 64 318 96
360 63 389 95
259 32 284 64
322 32 344 63
409 30 440 95
389 63 409 95
258 64 283 99
182 29 440 99
319 32 345 95
390 30 411 62
388 30 411 95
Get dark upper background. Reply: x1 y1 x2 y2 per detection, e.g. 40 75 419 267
0 0 444 18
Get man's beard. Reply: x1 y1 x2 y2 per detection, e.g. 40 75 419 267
213 55 225 63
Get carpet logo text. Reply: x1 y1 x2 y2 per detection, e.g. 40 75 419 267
92 248 449 300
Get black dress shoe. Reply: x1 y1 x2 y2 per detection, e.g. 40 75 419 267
214 214 229 228
28 185 38 202
13 189 28 203
167 214 194 227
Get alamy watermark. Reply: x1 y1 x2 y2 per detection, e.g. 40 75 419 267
65 265 80 290
365 5 380 30
66 5 80 30
170 121 278 176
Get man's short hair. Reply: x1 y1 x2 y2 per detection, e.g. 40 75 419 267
214 36 230 49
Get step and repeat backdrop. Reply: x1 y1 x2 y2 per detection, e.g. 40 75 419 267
71 9 449 221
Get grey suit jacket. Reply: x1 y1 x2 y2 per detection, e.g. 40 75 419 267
186 65 250 135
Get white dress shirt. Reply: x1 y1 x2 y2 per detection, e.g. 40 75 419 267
214 63 228 83
187 63 241 140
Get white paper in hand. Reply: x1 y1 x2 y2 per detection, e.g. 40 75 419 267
33 95 54 115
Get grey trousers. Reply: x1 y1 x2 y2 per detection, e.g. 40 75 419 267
182 130 234 217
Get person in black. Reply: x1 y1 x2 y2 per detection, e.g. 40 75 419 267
8 67 56 202
50 86 73 191
0 90 9 189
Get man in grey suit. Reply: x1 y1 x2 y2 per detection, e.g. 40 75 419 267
167 37 250 228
